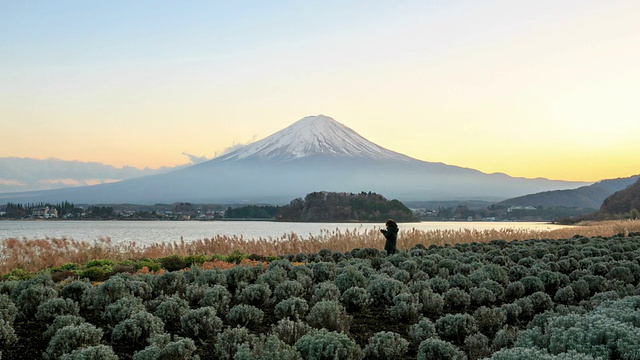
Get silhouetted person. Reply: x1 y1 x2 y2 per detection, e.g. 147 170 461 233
381 219 399 255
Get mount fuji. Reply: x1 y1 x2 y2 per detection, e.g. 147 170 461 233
0 115 589 204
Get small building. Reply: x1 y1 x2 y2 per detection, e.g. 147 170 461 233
32 206 58 218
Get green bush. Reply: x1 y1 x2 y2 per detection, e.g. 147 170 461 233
307 300 352 333
408 317 436 347
419 289 444 315
214 326 256 360
275 297 309 321
501 303 523 325
184 283 206 307
59 280 93 306
363 331 408 360
435 313 478 345
527 291 554 314
226 250 250 264
154 271 187 296
490 347 597 359
35 297 80 323
506 281 525 300
45 323 104 360
389 292 422 322
133 334 198 360
270 318 312 346
465 332 490 360
473 306 506 337
470 287 497 306
111 311 165 347
443 287 471 311
154 294 190 331
227 304 264 329
294 329 362 360
225 265 257 291
335 267 367 292
520 276 545 295
127 279 153 300
237 283 272 306
273 280 306 303
554 286 576 304
0 294 18 324
159 255 187 272
92 276 130 310
81 267 108 282
257 267 288 289
340 287 371 312
102 296 146 327
311 262 338 283
449 274 473 291
311 281 341 305
0 319 18 350
135 259 161 272
59 345 119 360
429 277 450 294
86 259 115 268
43 315 86 341
492 325 519 351
16 283 58 318
511 295 640 359
234 334 301 360
416 338 466 360
200 285 231 314
366 275 408 307
180 306 223 340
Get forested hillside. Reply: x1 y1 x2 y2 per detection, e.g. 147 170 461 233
600 177 640 216
277 191 416 222
497 175 639 209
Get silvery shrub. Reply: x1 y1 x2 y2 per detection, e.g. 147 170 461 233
44 323 103 360
294 329 362 360
363 331 409 360
306 300 351 333
226 304 264 329
180 306 223 340
274 297 309 321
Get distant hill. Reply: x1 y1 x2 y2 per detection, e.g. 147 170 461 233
497 175 640 209
277 191 417 222
600 178 640 215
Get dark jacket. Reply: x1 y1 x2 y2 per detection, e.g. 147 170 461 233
381 223 399 255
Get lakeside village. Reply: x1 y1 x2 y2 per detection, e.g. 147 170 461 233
0 200 584 222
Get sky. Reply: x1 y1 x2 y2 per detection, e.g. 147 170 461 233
2 0 639 182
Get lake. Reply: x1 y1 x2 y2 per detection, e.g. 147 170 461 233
0 220 571 247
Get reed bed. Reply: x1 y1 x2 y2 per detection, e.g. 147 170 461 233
2 220 640 275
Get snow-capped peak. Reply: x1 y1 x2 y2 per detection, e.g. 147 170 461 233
215 115 411 162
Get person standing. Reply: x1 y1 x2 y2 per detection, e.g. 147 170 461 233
381 219 399 255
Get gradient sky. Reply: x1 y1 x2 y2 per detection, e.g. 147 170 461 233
2 0 639 182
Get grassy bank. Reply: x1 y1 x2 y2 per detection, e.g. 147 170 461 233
2 220 639 276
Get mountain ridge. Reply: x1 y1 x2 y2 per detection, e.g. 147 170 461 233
497 175 640 209
0 115 590 205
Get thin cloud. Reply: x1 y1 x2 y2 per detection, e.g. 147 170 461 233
214 136 257 158
39 178 84 186
0 179 25 186
182 152 210 164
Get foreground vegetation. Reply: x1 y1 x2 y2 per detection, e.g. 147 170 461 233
2 220 640 276
1 221 640 359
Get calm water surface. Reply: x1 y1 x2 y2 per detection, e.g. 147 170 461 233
0 220 571 247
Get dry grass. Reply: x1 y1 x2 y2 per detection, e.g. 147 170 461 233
2 220 640 276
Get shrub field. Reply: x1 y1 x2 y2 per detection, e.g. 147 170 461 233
1 221 640 359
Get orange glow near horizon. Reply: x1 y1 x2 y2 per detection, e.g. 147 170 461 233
2 1 639 183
